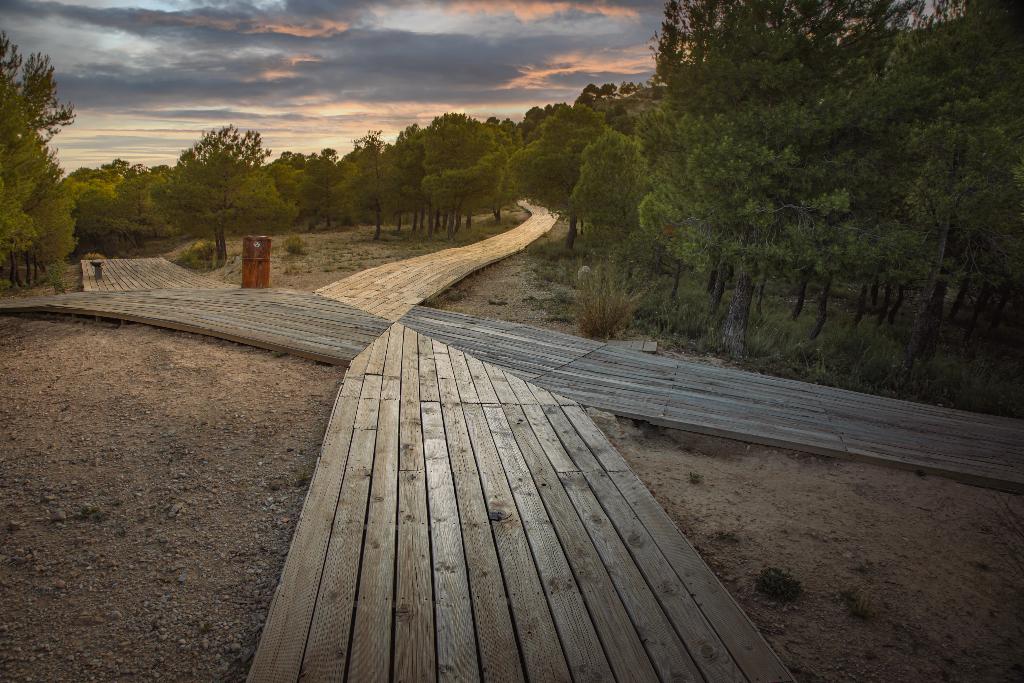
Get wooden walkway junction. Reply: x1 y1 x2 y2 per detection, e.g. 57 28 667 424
248 322 792 683
402 306 1024 492
316 204 556 320
81 257 233 291
0 288 390 367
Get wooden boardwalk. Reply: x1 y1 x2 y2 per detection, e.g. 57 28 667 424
248 323 792 683
402 306 1024 492
81 257 234 291
0 289 389 367
316 204 556 320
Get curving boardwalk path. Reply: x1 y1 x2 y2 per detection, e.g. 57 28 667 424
316 204 556 320
0 289 389 366
402 306 1024 492
248 322 792 683
81 257 234 291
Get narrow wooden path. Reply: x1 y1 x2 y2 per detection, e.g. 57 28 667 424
402 306 1024 492
81 257 233 291
316 204 556 320
248 322 792 683
0 289 389 367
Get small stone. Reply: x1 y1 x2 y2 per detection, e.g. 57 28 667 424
53 579 67 590
178 571 187 584
577 265 592 281
167 503 183 518
50 509 67 523
227 642 241 653
7 520 22 531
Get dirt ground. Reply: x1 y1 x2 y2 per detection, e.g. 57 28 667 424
588 407 1024 682
429 220 580 333
0 317 342 682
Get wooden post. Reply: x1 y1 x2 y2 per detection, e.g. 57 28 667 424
242 236 272 288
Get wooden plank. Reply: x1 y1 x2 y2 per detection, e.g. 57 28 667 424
349 397 400 682
463 404 571 682
422 401 479 681
502 404 658 682
300 371 382 680
558 471 704 683
483 406 614 682
441 400 525 682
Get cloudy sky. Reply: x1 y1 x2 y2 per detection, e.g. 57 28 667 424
2 0 663 169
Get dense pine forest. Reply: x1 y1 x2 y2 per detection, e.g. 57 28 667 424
2 0 1022 414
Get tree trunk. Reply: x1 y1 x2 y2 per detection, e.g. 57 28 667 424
706 269 718 293
215 229 227 265
721 270 754 357
412 209 419 232
877 283 893 325
566 211 578 250
494 207 501 222
870 277 879 307
756 276 767 315
853 283 868 325
904 219 952 370
455 212 462 234
430 209 439 238
887 286 905 325
24 253 32 285
989 283 1011 330
670 260 683 300
466 212 472 230
396 212 402 234
709 268 727 313
948 276 970 321
809 279 832 340
791 276 810 320
373 207 382 240
9 252 21 287
904 280 947 369
963 282 993 344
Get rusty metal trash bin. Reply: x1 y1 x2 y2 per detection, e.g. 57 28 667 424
242 236 271 288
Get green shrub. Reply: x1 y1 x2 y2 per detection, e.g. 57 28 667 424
80 251 106 261
176 239 216 270
284 235 306 255
0 279 10 293
755 566 802 602
46 263 67 293
841 589 876 619
575 265 641 339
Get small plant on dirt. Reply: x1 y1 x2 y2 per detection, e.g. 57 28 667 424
293 458 316 488
46 263 67 293
177 239 217 270
284 235 306 255
688 471 704 485
576 264 641 339
487 297 508 306
75 505 107 522
841 589 876 619
756 567 802 602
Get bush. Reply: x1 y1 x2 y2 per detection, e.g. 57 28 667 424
575 265 641 339
284 235 306 255
176 239 216 270
755 566 802 602
0 279 10 293
46 263 67 294
80 252 106 261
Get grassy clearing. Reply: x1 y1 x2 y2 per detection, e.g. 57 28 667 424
521 230 1024 417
